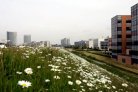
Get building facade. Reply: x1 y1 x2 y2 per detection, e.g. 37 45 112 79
24 35 31 44
93 37 105 50
86 39 94 48
100 38 108 50
7 31 17 46
93 39 98 49
29 41 51 47
74 40 87 49
111 15 131 60
108 38 112 51
61 38 70 47
131 3 138 65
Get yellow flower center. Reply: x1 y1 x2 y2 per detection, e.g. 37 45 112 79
22 84 27 87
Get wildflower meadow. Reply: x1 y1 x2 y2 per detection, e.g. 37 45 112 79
0 47 138 92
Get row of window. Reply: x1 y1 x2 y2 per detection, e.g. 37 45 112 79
131 50 138 55
112 42 132 46
131 7 138 16
117 27 131 31
117 20 131 23
112 49 122 53
132 41 138 45
132 58 138 64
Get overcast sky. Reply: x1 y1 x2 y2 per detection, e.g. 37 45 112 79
0 0 137 44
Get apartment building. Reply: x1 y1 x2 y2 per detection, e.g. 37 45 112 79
131 3 138 65
111 15 132 64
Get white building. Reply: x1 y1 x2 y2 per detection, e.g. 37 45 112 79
86 39 94 48
29 41 51 47
93 39 98 49
0 39 7 48
93 37 105 50
61 38 70 47
44 41 51 47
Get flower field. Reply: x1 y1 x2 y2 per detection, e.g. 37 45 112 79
0 47 138 92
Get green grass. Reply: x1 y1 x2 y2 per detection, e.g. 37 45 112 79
0 47 138 92
88 51 111 57
71 51 138 85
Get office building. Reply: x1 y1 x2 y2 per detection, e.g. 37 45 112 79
86 39 94 48
24 35 31 44
100 37 112 51
131 3 138 64
93 37 105 50
74 40 87 49
61 38 70 47
7 31 17 46
111 15 132 64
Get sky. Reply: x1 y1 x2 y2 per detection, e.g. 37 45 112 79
0 0 138 44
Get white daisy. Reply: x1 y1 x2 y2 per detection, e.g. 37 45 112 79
76 80 81 85
18 80 31 88
53 76 60 79
45 79 50 83
24 68 33 75
37 66 41 69
16 71 22 75
68 81 73 85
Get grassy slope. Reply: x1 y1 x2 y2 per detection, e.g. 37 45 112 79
71 50 138 85
82 51 138 74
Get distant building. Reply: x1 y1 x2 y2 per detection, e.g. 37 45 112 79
131 3 138 65
0 39 7 45
7 31 17 46
100 38 108 50
111 15 132 64
74 40 87 49
43 41 51 47
0 40 7 48
93 37 105 50
93 39 98 49
100 37 112 51
24 35 31 44
29 41 51 47
108 38 112 51
61 38 70 47
86 39 94 48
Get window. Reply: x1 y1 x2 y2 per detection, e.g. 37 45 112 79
122 58 126 63
126 42 132 45
117 42 122 45
117 50 122 53
117 20 122 23
117 27 122 31
126 35 131 38
126 20 131 23
126 27 131 30
117 35 122 38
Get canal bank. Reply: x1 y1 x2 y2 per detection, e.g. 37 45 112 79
71 50 138 85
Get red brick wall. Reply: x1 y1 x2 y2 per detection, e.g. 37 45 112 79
118 55 132 65
121 15 131 55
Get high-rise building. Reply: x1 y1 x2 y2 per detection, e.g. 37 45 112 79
131 3 138 64
111 15 132 64
61 38 70 47
7 31 17 46
24 35 31 44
